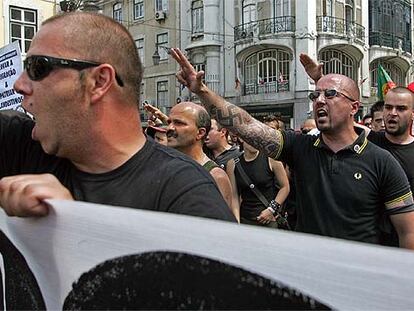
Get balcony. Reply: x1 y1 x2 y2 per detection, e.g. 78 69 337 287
234 17 295 42
243 81 289 96
317 16 365 42
369 31 411 54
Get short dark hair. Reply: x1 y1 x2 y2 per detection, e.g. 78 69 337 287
370 101 384 116
196 108 211 140
362 113 372 121
263 115 279 123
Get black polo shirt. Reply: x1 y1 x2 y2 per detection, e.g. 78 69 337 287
278 128 412 244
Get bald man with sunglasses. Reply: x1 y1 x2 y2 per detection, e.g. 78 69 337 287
0 12 236 223
171 48 414 248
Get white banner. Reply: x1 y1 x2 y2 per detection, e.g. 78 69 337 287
0 41 24 112
1 200 414 310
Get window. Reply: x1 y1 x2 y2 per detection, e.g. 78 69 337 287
193 63 206 82
134 0 144 19
243 49 291 95
382 0 392 31
155 0 168 11
323 0 333 16
9 6 37 54
319 50 356 81
242 1 256 24
192 0 204 34
113 3 122 22
194 63 205 73
275 0 290 17
369 0 411 53
370 60 403 88
157 81 168 108
135 38 144 65
156 33 169 60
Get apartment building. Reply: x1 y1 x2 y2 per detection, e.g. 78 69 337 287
101 0 181 117
100 0 413 128
1 0 56 54
180 0 414 128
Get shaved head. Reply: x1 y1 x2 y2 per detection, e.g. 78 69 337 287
386 87 414 109
42 12 142 106
318 74 360 102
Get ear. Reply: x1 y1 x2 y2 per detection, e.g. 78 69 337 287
350 101 360 117
196 127 207 141
89 64 118 103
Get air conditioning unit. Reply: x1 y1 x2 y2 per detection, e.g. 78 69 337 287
155 11 166 21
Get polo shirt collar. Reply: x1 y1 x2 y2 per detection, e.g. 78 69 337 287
313 127 368 154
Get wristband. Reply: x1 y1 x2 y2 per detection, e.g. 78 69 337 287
268 200 281 216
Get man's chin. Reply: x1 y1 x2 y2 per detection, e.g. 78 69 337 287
316 123 327 132
39 140 59 156
386 126 405 136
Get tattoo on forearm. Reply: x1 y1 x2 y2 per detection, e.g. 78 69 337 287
212 101 283 159
214 105 243 127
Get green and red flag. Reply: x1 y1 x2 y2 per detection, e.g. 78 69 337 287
377 64 396 100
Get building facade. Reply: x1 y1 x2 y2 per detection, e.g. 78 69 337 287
1 0 56 55
101 0 182 118
100 0 413 128
180 0 414 128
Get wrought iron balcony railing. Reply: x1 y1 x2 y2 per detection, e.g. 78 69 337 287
234 17 295 41
369 31 411 53
243 81 289 96
317 16 365 41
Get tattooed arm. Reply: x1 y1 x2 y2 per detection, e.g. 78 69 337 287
170 48 282 159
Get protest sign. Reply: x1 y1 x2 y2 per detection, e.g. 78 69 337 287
0 41 24 111
1 200 414 309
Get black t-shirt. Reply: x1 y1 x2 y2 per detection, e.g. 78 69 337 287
0 111 236 222
278 128 413 243
368 131 414 192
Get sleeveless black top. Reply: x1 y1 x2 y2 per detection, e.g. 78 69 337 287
235 152 277 220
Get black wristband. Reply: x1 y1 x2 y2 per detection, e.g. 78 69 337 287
269 200 281 216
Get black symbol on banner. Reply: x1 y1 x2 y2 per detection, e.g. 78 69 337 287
0 230 46 310
64 251 329 310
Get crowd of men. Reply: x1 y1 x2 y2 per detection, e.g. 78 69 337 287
0 11 413 251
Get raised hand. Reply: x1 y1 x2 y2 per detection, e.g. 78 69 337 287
142 102 168 124
299 53 323 82
0 174 73 217
170 48 205 94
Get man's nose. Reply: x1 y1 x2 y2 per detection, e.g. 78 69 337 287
389 107 398 115
14 71 31 97
14 72 33 111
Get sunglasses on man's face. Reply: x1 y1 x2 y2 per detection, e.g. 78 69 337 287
23 55 124 87
308 89 356 102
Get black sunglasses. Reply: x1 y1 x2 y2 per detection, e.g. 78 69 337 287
308 89 356 102
23 55 124 87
